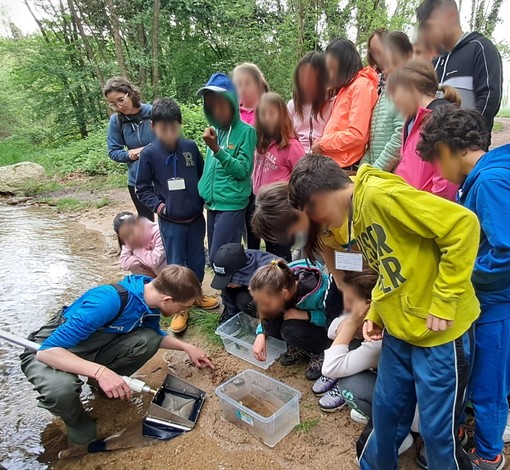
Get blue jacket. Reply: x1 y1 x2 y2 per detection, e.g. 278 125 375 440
230 250 279 286
107 103 154 186
40 275 166 350
458 144 510 322
135 139 204 222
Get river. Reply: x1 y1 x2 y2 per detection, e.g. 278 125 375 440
0 203 119 469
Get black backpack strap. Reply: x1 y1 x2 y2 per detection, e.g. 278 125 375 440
103 283 129 329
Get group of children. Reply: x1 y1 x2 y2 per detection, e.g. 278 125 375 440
95 0 510 468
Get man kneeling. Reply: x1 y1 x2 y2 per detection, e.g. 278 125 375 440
21 265 214 444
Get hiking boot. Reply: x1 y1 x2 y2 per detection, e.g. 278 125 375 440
398 434 414 456
279 345 307 366
305 353 324 381
195 295 220 310
63 411 97 445
169 310 189 334
350 408 369 425
469 449 506 470
319 384 346 412
312 376 337 396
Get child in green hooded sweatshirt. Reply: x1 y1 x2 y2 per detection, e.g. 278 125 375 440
197 73 257 263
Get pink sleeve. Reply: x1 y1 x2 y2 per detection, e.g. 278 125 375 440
119 245 143 272
132 224 167 271
287 140 305 171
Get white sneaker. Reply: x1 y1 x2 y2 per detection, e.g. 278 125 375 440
398 433 414 456
350 408 369 425
503 412 510 443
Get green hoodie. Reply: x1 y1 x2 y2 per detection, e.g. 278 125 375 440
198 90 257 211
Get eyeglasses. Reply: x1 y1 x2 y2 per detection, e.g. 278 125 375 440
108 93 129 110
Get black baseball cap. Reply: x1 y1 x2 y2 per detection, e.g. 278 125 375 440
211 243 248 290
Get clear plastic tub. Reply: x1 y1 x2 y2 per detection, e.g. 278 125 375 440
215 369 301 447
215 312 287 370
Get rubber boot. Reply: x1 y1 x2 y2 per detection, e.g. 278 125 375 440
62 410 97 445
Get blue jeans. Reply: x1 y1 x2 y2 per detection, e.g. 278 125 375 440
159 215 206 283
358 330 474 470
207 208 246 264
470 314 510 460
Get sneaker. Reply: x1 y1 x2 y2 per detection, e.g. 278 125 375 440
279 345 307 366
350 408 369 425
503 412 510 443
312 376 337 396
469 449 506 470
169 310 189 333
305 353 324 381
195 295 220 310
459 424 468 447
398 433 414 456
319 384 346 412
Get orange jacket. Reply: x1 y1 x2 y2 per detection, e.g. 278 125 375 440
320 67 378 167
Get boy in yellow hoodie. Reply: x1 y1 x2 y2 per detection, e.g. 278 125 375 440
288 154 480 470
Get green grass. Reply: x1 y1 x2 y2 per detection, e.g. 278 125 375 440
493 121 503 133
160 307 222 345
497 109 510 118
294 418 320 433
45 196 110 212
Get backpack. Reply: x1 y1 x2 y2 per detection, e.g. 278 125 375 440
103 283 130 328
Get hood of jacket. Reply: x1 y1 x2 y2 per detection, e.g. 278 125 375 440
230 250 279 286
356 66 379 88
451 31 484 53
201 73 240 129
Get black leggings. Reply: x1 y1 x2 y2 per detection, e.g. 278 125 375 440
325 275 344 327
263 317 331 355
128 185 154 221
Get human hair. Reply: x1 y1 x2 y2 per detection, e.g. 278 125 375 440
103 77 141 108
367 28 388 70
292 52 329 119
256 92 297 153
387 59 461 105
416 0 458 24
251 182 300 243
113 211 137 248
343 266 378 301
325 38 363 94
385 31 413 61
417 106 489 161
288 154 353 211
249 260 295 295
232 62 269 95
151 98 182 125
152 265 202 302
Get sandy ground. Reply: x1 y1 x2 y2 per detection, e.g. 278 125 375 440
10 120 510 469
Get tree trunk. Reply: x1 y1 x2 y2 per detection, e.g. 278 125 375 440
151 0 161 97
138 23 147 91
106 0 128 77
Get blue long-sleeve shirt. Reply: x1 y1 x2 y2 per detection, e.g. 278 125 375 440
39 275 166 350
106 103 154 186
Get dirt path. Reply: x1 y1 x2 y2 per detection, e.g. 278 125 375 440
491 117 510 148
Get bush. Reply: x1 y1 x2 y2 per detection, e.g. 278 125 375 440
181 103 207 153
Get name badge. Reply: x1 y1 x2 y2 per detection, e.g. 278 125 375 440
167 178 185 191
335 251 363 272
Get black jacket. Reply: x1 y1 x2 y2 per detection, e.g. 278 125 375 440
433 32 502 134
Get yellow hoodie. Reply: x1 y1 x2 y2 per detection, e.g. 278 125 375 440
354 165 480 347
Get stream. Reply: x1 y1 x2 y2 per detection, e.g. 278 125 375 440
0 203 119 469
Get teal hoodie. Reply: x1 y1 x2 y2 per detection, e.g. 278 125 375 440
198 75 257 211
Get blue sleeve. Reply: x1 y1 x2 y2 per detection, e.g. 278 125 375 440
472 178 510 287
39 288 121 350
135 148 161 213
107 115 131 163
256 323 264 335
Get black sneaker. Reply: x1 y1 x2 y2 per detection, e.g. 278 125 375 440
279 345 307 366
305 353 324 380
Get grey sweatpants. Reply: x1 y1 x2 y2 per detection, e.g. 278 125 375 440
20 310 163 424
337 370 377 418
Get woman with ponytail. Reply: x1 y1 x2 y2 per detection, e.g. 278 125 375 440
250 259 331 380
387 60 461 200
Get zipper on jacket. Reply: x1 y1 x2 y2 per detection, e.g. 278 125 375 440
308 114 314 151
439 53 451 84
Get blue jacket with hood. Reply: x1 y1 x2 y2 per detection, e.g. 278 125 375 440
39 275 166 350
107 103 154 186
458 144 510 322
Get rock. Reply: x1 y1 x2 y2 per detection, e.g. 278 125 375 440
6 196 32 205
0 162 47 194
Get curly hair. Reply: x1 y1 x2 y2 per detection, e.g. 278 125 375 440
417 106 489 162
103 76 142 108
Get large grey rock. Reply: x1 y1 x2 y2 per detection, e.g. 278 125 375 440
0 162 47 193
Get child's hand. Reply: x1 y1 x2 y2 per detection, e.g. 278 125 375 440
349 299 371 325
203 127 220 153
363 320 384 342
253 334 267 362
426 314 454 332
284 309 309 321
311 139 322 154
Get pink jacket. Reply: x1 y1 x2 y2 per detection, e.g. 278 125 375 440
119 218 167 277
252 138 305 195
396 104 458 201
240 106 256 126
287 99 333 153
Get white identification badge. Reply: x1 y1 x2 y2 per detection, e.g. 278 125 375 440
335 251 363 272
167 178 186 191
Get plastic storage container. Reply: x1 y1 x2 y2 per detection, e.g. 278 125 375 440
215 369 301 447
215 312 287 370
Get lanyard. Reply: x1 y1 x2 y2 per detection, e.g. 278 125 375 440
165 152 178 178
